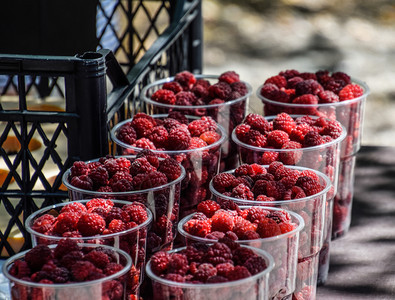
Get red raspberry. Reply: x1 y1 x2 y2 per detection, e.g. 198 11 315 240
188 137 207 149
273 113 296 134
235 123 251 142
174 71 196 90
168 253 189 275
162 81 183 94
167 111 189 125
53 239 81 260
53 212 79 234
158 157 182 182
76 213 106 236
339 83 364 100
259 151 279 165
256 217 282 238
260 83 290 103
218 71 240 84
332 71 351 84
289 123 313 143
70 161 88 177
167 126 191 150
245 129 266 147
84 250 110 269
298 72 317 80
150 251 171 275
105 207 129 224
256 195 276 202
226 265 252 281
265 180 287 200
70 174 93 190
131 116 156 138
117 123 137 145
287 76 304 89
175 91 197 106
264 75 287 88
88 165 109 187
212 173 237 193
208 82 232 100
322 78 346 94
318 90 339 103
130 157 156 176
244 113 270 134
194 263 217 282
192 84 209 99
9 260 31 279
146 125 169 148
134 137 156 150
245 207 270 223
300 169 320 181
205 242 233 266
303 131 324 147
24 245 53 271
232 217 257 239
197 200 221 218
86 198 114 211
243 256 267 275
320 120 343 139
278 169 301 189
103 262 124 276
279 141 303 165
279 69 300 79
104 157 131 176
199 131 221 145
283 186 307 200
162 117 182 132
295 79 323 96
211 211 235 233
151 89 176 105
71 260 99 282
231 184 254 200
59 202 87 216
133 170 168 190
31 214 56 234
188 120 210 137
183 218 212 237
123 204 148 224
268 161 284 175
292 94 319 106
111 178 134 192
267 130 290 148
279 222 296 233
231 81 249 96
296 176 323 196
108 171 133 187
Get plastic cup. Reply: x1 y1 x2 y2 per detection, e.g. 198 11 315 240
2 243 132 300
178 207 304 300
26 199 152 298
140 75 252 170
110 114 225 219
145 245 274 300
62 155 185 255
232 114 346 285
209 166 331 300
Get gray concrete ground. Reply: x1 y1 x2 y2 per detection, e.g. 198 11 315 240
202 0 395 147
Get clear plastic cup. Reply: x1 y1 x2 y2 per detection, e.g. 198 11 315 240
232 114 346 285
2 243 132 300
145 245 274 300
178 207 304 300
25 199 152 298
110 114 225 219
140 75 252 170
257 78 369 157
62 155 185 255
209 166 331 300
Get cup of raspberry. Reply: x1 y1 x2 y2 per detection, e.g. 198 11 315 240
140 70 252 170
62 152 185 255
2 241 132 300
178 202 304 300
232 112 346 285
110 113 225 219
256 70 370 242
26 199 152 299
145 241 274 300
209 162 331 300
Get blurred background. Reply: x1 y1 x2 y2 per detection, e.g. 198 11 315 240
202 0 395 147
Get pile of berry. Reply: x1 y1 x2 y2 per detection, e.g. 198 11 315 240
150 70 249 107
68 151 183 192
116 112 221 151
234 112 343 166
259 69 364 105
8 240 128 300
149 240 268 286
183 199 296 240
211 161 324 202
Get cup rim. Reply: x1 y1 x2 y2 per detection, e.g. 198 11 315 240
145 244 274 288
25 199 153 241
2 243 132 288
62 154 186 196
231 114 347 153
209 165 332 206
140 74 253 109
257 77 370 107
177 206 305 243
110 114 227 154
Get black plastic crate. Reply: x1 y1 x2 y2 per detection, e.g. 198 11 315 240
0 0 202 257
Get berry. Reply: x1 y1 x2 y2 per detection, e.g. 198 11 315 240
296 176 323 196
151 89 176 105
264 75 287 88
111 178 134 192
54 239 81 259
76 213 106 236
279 141 303 165
117 123 137 145
86 198 114 211
199 131 221 145
235 123 251 142
183 219 211 237
218 71 240 84
147 126 169 148
131 116 156 138
211 211 234 233
31 214 56 234
134 137 156 150
256 218 282 238
88 166 109 187
273 112 296 134
212 173 236 193
205 242 233 266
84 250 110 269
150 251 171 275
133 170 168 190
292 94 319 105
168 253 189 275
267 130 290 148
318 90 339 103
70 175 93 190
158 157 182 181
194 263 217 282
163 81 183 94
188 137 207 149
24 245 53 271
60 202 87 215
295 79 323 96
175 91 197 106
71 260 98 282
208 82 232 100
226 265 252 281
130 157 156 176
231 184 254 200
53 212 80 234
123 204 148 224
232 217 257 239
174 71 196 90
246 130 267 147
70 161 88 177
243 256 267 275
303 131 324 147
167 127 191 150
244 113 270 134
197 200 221 218
259 151 279 165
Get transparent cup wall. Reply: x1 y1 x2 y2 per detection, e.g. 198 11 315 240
145 245 274 300
62 156 185 256
111 115 225 219
258 79 369 241
232 114 346 284
209 166 331 300
141 75 252 170
2 243 132 300
178 207 304 300
25 199 152 298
